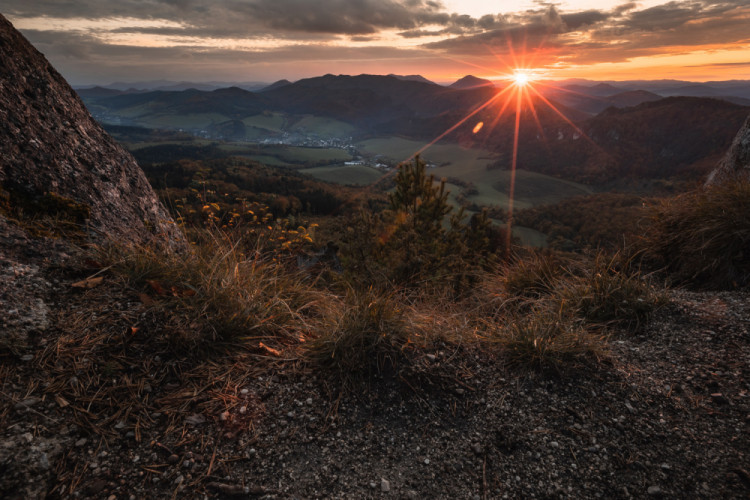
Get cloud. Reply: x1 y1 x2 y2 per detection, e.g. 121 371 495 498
422 0 750 68
6 0 750 83
5 0 451 36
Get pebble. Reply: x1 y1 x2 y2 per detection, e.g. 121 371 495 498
20 354 34 361
549 441 560 449
381 478 390 492
424 458 430 465
647 485 662 496
75 438 87 447
406 491 418 499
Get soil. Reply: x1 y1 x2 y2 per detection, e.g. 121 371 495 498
1 219 749 500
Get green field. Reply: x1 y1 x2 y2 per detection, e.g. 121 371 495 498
242 155 295 167
300 165 385 185
358 136 592 210
242 113 286 132
289 116 355 137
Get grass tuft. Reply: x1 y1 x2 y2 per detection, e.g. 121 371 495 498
555 252 667 331
98 225 318 346
491 307 607 372
641 179 750 289
304 287 413 377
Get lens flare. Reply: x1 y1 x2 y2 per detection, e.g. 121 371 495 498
513 71 530 87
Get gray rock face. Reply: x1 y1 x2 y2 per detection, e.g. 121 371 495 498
706 113 750 185
0 14 183 247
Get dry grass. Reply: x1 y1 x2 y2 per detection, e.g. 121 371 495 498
641 179 750 289
97 227 320 346
488 306 608 372
304 287 414 377
555 252 667 331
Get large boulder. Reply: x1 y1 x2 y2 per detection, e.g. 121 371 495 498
0 14 183 247
706 113 750 185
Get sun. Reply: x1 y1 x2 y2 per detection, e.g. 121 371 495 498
512 70 531 87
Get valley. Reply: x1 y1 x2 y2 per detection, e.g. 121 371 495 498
84 74 749 250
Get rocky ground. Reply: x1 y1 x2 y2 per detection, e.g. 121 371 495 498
1 222 749 499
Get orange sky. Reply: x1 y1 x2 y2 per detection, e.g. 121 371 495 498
5 0 750 85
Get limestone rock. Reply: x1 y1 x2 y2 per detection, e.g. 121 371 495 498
706 113 750 185
0 14 183 247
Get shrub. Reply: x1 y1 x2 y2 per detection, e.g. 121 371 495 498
497 250 574 300
641 179 750 288
491 307 607 372
556 252 666 330
304 287 413 377
339 156 505 292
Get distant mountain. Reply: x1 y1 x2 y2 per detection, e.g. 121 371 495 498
449 75 495 90
99 80 270 92
77 74 750 186
607 90 662 108
541 86 662 115
562 83 623 97
75 86 133 98
260 73 491 127
388 74 436 85
260 79 292 92
91 86 268 119
512 97 750 183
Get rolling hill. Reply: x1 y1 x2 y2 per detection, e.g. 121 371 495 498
78 75 750 186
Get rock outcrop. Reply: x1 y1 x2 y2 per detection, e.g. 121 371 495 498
0 14 183 247
706 113 750 185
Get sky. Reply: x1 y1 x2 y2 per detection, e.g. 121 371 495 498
5 0 750 86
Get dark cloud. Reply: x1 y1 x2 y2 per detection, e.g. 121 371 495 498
5 0 450 36
560 10 609 29
6 0 750 83
422 0 750 69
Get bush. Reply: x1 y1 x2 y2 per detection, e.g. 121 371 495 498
481 250 665 331
339 156 505 292
556 252 666 330
641 179 750 288
304 287 412 377
496 251 575 300
491 307 607 372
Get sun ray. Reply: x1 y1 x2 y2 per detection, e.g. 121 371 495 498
412 84 515 158
506 83 524 255
526 84 598 147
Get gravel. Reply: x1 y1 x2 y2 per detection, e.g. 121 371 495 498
1 221 749 499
